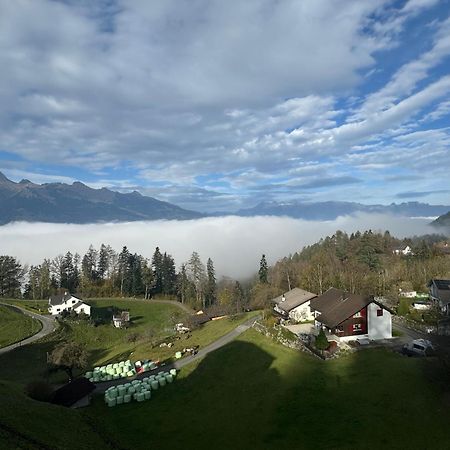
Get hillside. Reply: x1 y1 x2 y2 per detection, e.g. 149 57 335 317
432 211 450 227
0 172 202 224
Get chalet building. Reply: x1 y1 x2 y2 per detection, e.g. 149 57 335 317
428 279 450 315
310 288 393 341
393 245 413 256
48 292 91 316
273 288 317 322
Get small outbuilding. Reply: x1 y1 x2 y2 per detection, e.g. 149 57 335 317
51 377 96 408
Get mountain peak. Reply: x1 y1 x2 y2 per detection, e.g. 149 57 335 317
0 171 12 183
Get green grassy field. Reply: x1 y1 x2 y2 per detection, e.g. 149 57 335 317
0 327 449 449
89 329 450 450
0 305 42 348
1 299 50 315
0 298 257 386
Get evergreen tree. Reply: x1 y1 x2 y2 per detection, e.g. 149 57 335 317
152 247 164 295
117 246 131 296
129 253 143 296
259 254 268 284
233 280 244 313
0 255 23 298
161 253 177 295
81 245 98 281
97 244 110 280
187 251 206 309
176 263 190 304
142 260 154 299
205 257 216 307
315 328 329 354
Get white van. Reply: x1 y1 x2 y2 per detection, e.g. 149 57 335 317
402 339 434 356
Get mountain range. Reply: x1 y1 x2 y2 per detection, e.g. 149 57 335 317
0 172 449 224
0 172 201 224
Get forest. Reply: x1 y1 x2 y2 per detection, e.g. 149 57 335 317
0 230 449 312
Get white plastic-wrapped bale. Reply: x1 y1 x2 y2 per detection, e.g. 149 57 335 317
136 392 145 402
144 391 151 400
151 380 159 390
165 374 173 383
169 369 177 377
158 378 166 387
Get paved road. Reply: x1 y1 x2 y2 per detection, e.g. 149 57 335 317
0 302 57 355
95 314 260 393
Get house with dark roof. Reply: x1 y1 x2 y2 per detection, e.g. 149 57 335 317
273 287 317 322
48 291 91 316
51 377 96 408
310 288 393 341
428 279 450 315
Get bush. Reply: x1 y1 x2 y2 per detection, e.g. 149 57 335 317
126 332 141 343
315 328 329 352
25 380 54 403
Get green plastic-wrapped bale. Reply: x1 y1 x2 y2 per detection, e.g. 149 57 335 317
85 371 92 378
128 386 135 394
159 378 166 387
123 394 131 403
107 398 116 407
136 392 145 402
144 391 151 400
151 380 159 390
165 374 173 383
116 396 123 405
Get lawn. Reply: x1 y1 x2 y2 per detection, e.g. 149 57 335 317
1 299 50 315
88 329 450 450
0 298 258 386
0 305 42 348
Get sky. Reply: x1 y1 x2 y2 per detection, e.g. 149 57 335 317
0 0 450 213
0 215 434 279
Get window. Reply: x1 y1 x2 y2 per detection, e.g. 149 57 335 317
353 312 362 318
72 300 76 304
377 309 383 317
352 323 362 332
336 325 344 334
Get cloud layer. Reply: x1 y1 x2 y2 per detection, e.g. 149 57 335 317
0 215 435 279
0 0 449 211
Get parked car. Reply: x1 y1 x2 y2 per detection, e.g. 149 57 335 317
402 339 434 357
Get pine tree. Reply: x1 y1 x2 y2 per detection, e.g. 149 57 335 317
152 247 163 295
118 246 131 296
176 263 190 304
187 251 206 309
259 254 268 284
161 253 177 295
206 258 216 307
142 260 154 299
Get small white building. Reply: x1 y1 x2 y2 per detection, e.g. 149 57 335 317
48 292 91 316
393 245 413 256
273 287 317 322
112 311 130 328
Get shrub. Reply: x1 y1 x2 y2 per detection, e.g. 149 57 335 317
315 328 329 352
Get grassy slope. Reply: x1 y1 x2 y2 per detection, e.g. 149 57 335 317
0 298 257 386
0 305 42 348
1 299 50 315
90 329 450 450
0 381 115 450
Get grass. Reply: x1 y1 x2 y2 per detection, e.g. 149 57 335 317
88 329 450 450
0 298 258 386
0 305 42 348
1 299 50 315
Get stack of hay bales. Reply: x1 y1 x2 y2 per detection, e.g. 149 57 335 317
86 358 159 383
103 369 177 407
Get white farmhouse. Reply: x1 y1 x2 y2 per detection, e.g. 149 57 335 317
48 292 91 316
273 287 317 322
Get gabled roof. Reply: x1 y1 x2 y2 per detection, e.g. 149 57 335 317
72 301 88 310
49 292 73 306
311 287 385 328
51 377 95 407
429 279 450 303
273 287 317 313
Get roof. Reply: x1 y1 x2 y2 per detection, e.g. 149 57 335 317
72 301 89 310
311 287 386 328
273 287 317 313
49 292 73 306
51 377 96 407
429 279 450 303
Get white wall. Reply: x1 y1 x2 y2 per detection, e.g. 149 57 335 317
367 302 392 340
74 303 91 316
289 302 314 322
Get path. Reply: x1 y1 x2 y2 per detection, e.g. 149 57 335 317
0 302 57 355
95 314 260 393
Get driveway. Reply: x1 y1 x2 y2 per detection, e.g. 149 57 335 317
0 302 57 355
95 314 260 393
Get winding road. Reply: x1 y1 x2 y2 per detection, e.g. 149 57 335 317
0 302 57 355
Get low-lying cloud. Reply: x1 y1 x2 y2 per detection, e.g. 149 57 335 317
0 214 437 280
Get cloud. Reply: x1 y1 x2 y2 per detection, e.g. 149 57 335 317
395 189 450 198
0 214 436 280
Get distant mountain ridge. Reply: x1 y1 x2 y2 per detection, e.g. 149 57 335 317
0 172 202 224
431 211 450 227
234 200 450 220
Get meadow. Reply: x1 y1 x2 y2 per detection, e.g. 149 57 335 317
0 305 42 348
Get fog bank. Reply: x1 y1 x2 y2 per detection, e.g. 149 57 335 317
0 214 436 279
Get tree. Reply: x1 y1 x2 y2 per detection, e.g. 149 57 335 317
117 246 131 296
142 260 154 299
315 328 329 354
151 247 164 295
233 281 244 314
259 254 268 284
187 251 206 309
176 263 191 304
49 342 89 381
0 256 22 298
205 258 216 307
161 253 177 295
81 245 98 282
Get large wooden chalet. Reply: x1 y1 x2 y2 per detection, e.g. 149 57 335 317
310 288 393 341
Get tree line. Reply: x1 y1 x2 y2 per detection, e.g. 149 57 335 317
0 245 221 310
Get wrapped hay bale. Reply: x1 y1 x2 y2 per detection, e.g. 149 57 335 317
158 378 166 387
116 396 124 405
169 369 177 377
144 391 151 400
136 392 145 402
124 394 131 403
107 398 117 407
165 374 173 383
151 380 159 390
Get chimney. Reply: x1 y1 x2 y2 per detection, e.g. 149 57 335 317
281 295 286 302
